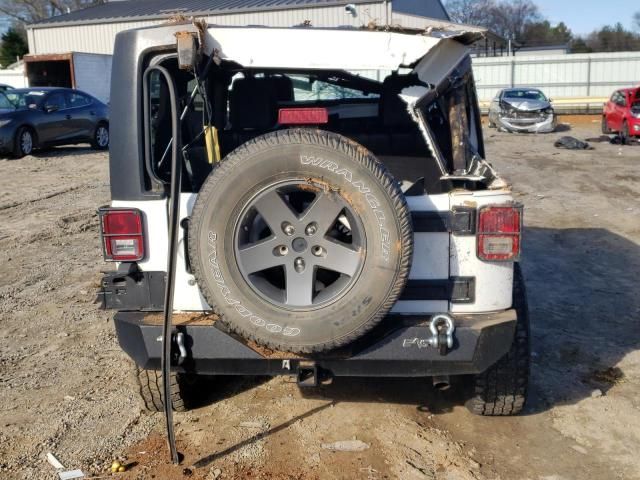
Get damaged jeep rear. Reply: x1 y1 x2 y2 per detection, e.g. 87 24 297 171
100 21 530 424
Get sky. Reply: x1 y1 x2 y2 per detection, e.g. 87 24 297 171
535 0 639 35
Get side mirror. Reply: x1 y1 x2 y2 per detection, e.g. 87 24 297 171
548 98 553 103
45 104 59 113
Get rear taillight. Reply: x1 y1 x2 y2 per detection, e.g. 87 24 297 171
477 205 522 262
278 107 328 125
99 208 144 261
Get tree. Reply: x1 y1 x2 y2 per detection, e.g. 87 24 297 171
445 0 497 26
633 11 640 31
520 21 572 46
570 37 592 54
444 0 542 43
486 0 542 42
0 27 27 67
0 1 106 26
571 23 640 53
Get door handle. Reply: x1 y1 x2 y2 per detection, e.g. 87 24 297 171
65 114 72 120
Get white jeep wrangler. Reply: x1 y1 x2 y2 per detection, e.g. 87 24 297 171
99 21 529 417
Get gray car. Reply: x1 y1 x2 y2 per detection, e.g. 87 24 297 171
0 87 109 158
488 87 556 133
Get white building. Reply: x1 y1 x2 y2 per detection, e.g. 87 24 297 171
27 0 451 55
20 0 454 100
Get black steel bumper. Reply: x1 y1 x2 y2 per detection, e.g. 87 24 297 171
114 310 516 377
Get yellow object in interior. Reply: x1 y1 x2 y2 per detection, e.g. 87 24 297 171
204 125 221 164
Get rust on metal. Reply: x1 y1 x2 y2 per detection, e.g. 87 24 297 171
143 312 218 326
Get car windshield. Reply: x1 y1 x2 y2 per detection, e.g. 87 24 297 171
0 92 14 110
5 90 47 110
503 89 547 101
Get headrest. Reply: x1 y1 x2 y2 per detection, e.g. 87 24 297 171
229 77 277 130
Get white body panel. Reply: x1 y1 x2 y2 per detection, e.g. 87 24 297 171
449 190 514 313
114 187 515 315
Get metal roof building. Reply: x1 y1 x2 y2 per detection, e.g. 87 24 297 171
27 0 451 55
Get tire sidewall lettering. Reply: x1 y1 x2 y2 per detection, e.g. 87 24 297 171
206 230 300 337
300 154 391 262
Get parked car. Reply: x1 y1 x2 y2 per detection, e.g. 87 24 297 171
100 24 529 421
602 87 640 141
488 87 556 133
0 87 109 158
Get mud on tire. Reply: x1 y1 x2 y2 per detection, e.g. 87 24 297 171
465 263 530 416
188 129 413 353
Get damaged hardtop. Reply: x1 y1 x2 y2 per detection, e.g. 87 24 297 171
110 21 505 199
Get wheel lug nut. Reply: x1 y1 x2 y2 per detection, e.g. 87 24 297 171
275 245 289 256
311 246 325 257
282 222 295 236
294 257 305 273
305 222 318 236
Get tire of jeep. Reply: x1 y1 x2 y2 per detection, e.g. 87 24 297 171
135 367 195 412
465 263 530 416
189 128 413 353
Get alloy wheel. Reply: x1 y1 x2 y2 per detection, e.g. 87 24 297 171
234 181 366 309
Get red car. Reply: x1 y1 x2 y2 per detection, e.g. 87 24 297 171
602 87 640 141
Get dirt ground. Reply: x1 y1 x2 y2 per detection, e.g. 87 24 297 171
1 117 639 480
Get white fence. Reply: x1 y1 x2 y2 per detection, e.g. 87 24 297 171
472 51 640 102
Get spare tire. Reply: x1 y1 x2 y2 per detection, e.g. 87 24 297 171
189 129 412 353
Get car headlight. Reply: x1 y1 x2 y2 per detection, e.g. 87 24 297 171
0 119 12 128
543 107 554 115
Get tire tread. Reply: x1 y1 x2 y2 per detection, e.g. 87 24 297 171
135 367 188 412
466 263 530 416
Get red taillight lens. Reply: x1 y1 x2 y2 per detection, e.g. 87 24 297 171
278 107 328 125
99 208 144 261
477 205 522 261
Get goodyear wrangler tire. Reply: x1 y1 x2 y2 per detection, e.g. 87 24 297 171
189 129 413 353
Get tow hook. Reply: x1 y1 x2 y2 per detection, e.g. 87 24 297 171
428 314 455 356
156 332 188 365
175 332 187 366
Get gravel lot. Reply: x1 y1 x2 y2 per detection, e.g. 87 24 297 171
1 119 639 480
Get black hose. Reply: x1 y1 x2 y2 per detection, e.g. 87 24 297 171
142 64 181 465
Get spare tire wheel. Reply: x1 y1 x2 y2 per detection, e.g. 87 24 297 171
189 129 413 353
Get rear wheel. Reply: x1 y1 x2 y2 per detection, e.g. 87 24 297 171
135 367 200 412
91 123 109 150
465 263 530 416
13 127 34 158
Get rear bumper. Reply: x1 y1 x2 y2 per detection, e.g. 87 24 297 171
114 310 517 377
